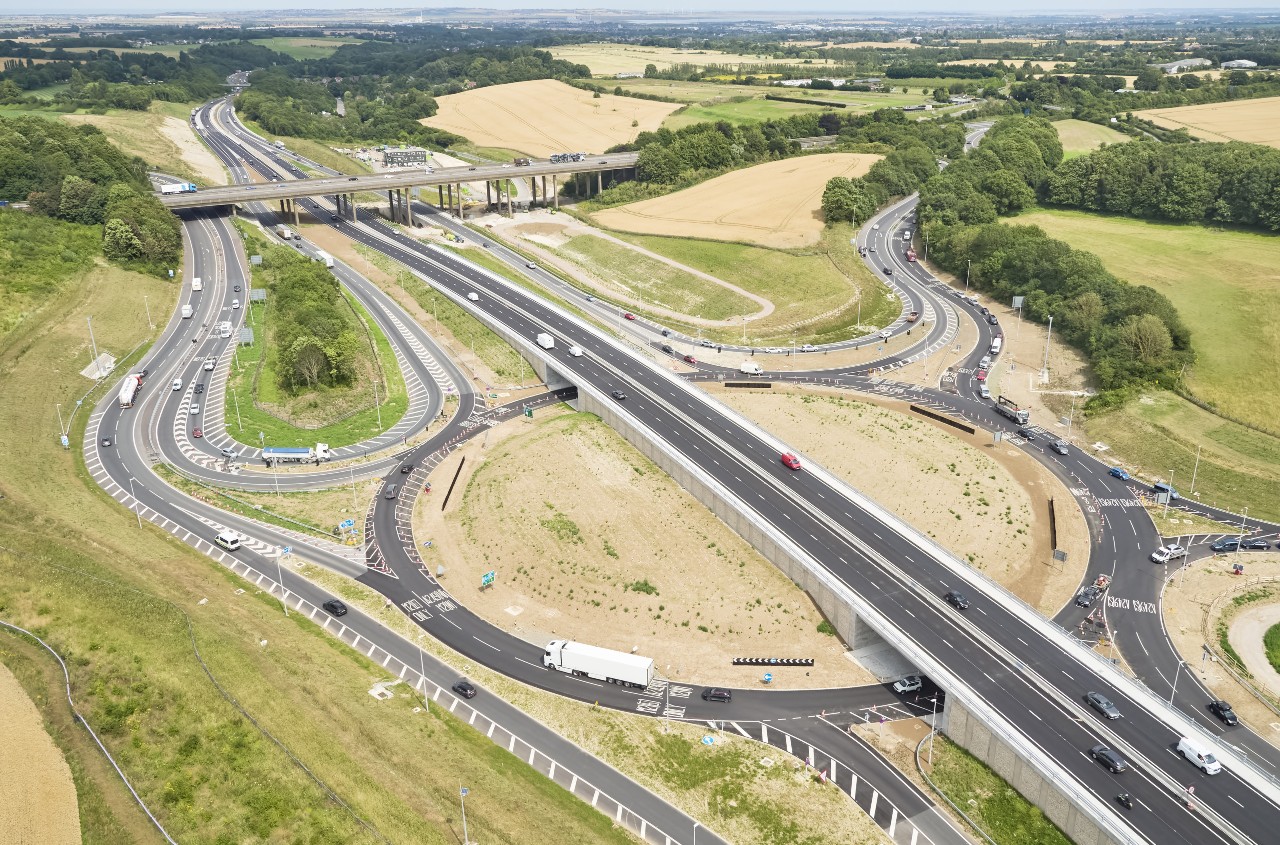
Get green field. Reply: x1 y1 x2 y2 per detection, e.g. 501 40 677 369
239 116 368 176
0 212 640 845
1053 118 1131 158
248 37 365 60
1013 209 1280 432
595 222 899 344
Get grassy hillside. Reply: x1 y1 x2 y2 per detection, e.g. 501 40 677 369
1053 119 1131 158
0 213 639 844
1012 208 1280 432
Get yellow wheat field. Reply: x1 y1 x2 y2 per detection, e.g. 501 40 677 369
550 42 829 77
1135 96 1280 148
422 79 680 157
592 153 881 249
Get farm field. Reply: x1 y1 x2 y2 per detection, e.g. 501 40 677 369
664 91 932 128
946 58 1076 71
1135 95 1280 147
424 79 679 157
593 152 880 249
550 42 834 76
247 36 365 60
1053 118 1131 157
1012 209 1280 432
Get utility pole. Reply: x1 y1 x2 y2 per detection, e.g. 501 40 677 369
1163 469 1175 520
87 315 101 377
1041 314 1053 382
143 295 153 330
1190 444 1202 494
459 785 472 845
55 403 66 439
965 259 971 292
373 377 382 430
127 477 143 529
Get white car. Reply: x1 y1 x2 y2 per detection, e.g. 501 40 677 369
878 329 892 340
892 675 922 694
568 345 583 357
1150 544 1187 563
172 378 183 391
189 403 200 415
203 358 216 371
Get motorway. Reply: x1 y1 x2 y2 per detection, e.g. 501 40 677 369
92 94 1280 845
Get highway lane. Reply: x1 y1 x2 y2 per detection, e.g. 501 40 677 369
192 97 1280 839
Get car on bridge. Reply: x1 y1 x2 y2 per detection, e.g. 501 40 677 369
943 591 969 610
1086 691 1122 719
1150 544 1187 563
1090 744 1128 773
780 453 801 471
623 312 636 321
611 390 627 401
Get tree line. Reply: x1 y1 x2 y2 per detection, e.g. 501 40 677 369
0 115 179 274
261 246 364 392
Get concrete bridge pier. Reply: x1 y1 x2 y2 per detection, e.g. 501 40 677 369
553 174 558 209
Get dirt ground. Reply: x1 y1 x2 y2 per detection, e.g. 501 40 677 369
423 79 680 157
714 385 1090 616
1136 96 1280 148
592 153 882 250
413 383 1088 691
1162 553 1280 749
158 115 228 185
0 661 80 844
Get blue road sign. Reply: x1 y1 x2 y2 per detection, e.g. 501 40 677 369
60 435 69 448
460 787 469 797
763 673 773 684
339 518 355 529
282 546 291 555
481 570 496 588
702 736 715 745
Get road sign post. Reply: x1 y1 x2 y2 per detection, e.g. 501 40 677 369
481 570 496 589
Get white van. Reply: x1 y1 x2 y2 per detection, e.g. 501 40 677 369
979 355 992 370
214 530 242 551
191 277 203 292
172 378 182 391
1177 736 1222 774
231 298 240 310
181 304 194 319
989 337 1003 356
978 384 991 399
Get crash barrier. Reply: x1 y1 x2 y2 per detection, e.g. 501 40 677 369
1048 497 1058 551
732 657 814 666
909 404 976 434
725 381 772 390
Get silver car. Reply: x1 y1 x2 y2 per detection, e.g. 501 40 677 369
1086 691 1121 719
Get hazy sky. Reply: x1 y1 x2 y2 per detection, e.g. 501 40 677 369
12 1 1280 16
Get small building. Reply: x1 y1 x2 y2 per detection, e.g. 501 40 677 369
383 146 427 167
1157 58 1212 74
615 71 643 79
1221 59 1258 69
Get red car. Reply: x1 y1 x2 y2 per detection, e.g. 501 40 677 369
781 453 801 470
623 312 636 321
683 354 697 365
976 369 987 381
192 427 203 438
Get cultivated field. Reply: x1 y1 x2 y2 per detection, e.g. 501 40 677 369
1135 96 1280 147
946 58 1075 71
1054 118 1131 157
592 152 880 249
550 42 832 77
0 662 80 844
247 36 364 59
423 79 679 157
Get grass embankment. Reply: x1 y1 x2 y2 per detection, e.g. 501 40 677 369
246 36 365 60
927 737 1072 845
61 101 206 184
238 116 371 176
1052 118 1131 158
1266 623 1280 674
225 227 407 448
355 243 529 383
0 218 640 845
606 222 900 344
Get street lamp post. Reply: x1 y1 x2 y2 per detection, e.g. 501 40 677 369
56 403 66 439
965 259 971 292
1190 444 1202 494
927 695 939 765
693 821 699 845
276 551 289 616
1237 506 1249 553
742 315 747 345
1163 469 1175 520
1041 314 1053 382
143 294 153 330
1169 660 1186 705
1067 393 1077 442
459 785 472 845
127 476 143 529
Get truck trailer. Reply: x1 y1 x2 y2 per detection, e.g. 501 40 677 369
536 332 555 350
543 640 654 688
275 224 297 240
262 443 332 466
118 374 142 408
993 395 1030 426
160 182 198 195
314 249 335 268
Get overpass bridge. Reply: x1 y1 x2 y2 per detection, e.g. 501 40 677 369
157 152 638 225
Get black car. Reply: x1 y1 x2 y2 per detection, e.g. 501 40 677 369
1090 744 1128 773
348 176 358 181
987 314 999 325
452 679 477 699
611 390 627 401
1211 538 1241 552
702 687 732 702
1075 585 1102 607
661 328 672 337
661 344 674 354
980 307 990 315
322 599 348 617
399 463 414 474
1241 537 1271 550
943 590 969 610
194 383 205 394
882 267 893 275
330 214 340 221
1208 700 1238 725
233 284 240 292
1017 427 1037 441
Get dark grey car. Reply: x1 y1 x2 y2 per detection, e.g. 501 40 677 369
1090 744 1128 773
1086 691 1121 719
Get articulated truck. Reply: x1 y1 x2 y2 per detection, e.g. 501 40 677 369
118 374 143 408
314 249 334 268
262 443 331 465
543 640 654 688
275 223 298 240
993 395 1030 426
160 182 198 195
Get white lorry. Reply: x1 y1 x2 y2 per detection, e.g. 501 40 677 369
160 182 197 195
536 332 555 350
118 374 143 408
181 304 194 319
739 361 764 375
314 249 334 268
191 277 203 292
543 640 654 688
275 223 297 240
218 321 232 339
